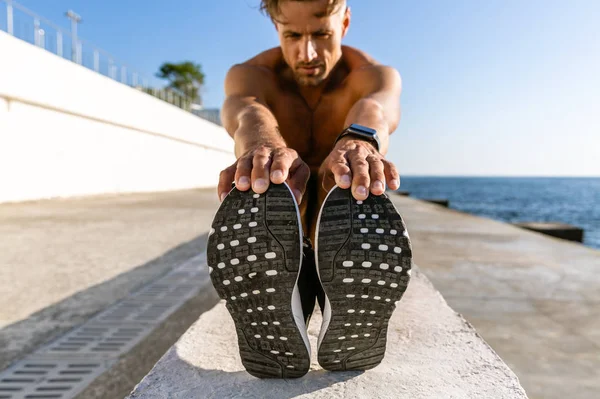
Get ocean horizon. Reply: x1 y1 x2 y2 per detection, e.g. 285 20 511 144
397 176 600 250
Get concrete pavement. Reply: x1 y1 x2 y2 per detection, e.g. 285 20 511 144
3 188 597 398
128 269 526 399
398 195 600 399
0 189 221 371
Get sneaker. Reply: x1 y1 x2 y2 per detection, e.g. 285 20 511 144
207 183 310 378
315 186 412 371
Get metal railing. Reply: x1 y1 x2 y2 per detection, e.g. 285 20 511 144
0 0 194 111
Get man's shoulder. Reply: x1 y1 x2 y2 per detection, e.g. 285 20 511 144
343 46 398 77
341 45 378 70
225 48 283 91
244 47 284 68
230 48 283 77
342 46 401 93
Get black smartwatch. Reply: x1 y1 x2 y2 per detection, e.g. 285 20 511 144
334 124 381 152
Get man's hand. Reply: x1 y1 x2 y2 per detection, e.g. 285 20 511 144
320 138 400 200
218 145 310 204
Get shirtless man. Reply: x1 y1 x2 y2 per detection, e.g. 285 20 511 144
207 0 412 378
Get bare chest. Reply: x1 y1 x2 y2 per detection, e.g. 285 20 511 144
269 90 355 168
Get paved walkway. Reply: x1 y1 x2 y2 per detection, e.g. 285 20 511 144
399 195 600 399
0 189 220 371
3 189 597 398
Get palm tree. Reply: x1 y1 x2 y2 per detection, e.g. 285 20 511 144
156 61 205 106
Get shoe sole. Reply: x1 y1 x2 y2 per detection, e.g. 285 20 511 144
206 183 310 378
316 187 412 371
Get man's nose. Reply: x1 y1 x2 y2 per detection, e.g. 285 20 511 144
299 38 318 63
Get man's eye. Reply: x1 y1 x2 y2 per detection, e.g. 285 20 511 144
315 32 331 38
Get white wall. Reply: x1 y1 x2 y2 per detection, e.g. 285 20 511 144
0 31 235 203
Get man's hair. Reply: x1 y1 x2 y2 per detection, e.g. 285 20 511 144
260 0 346 21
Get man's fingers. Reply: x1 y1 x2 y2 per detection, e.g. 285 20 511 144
368 155 386 195
330 158 352 189
383 159 401 190
348 150 371 200
218 163 237 201
251 148 272 194
270 149 296 184
321 168 336 192
288 158 310 204
234 156 252 191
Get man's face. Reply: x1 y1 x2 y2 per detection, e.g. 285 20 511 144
275 0 350 87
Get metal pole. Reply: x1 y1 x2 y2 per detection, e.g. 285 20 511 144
65 10 82 63
72 22 77 62
57 31 63 57
34 18 40 46
108 58 114 79
71 17 77 61
77 41 82 64
132 73 138 87
93 50 99 72
38 29 45 49
121 66 126 84
7 0 14 35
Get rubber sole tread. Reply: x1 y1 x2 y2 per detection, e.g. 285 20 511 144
316 187 412 371
207 184 309 378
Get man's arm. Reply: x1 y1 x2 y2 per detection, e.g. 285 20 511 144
343 65 402 155
221 64 284 156
321 65 402 200
218 64 310 203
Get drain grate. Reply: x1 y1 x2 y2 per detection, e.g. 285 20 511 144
0 359 112 399
39 324 152 358
95 299 185 324
0 252 209 397
131 281 200 302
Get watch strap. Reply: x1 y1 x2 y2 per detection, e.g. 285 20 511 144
334 125 381 152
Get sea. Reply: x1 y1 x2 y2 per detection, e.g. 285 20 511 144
397 177 600 250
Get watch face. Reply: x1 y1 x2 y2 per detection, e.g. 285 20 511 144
349 124 377 137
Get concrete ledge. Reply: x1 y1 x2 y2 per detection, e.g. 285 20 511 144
128 269 527 398
424 198 450 207
512 222 584 243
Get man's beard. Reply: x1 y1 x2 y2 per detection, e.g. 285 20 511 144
294 64 326 87
295 74 326 87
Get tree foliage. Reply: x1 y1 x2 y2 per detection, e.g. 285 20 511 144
156 61 205 105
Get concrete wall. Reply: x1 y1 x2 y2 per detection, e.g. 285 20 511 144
0 31 235 203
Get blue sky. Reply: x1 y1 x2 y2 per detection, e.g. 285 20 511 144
7 0 600 176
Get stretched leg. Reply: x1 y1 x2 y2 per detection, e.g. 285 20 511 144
297 169 328 321
298 172 326 243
